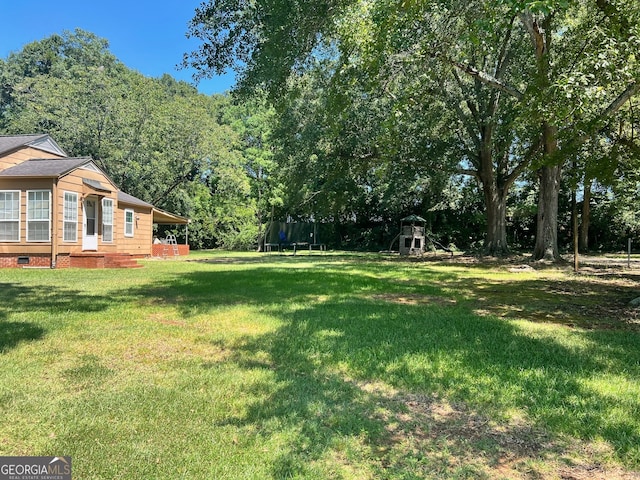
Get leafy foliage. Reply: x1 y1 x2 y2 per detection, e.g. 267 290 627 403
185 0 640 256
0 29 275 250
3 5 639 254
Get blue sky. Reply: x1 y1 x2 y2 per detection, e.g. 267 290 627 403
0 0 235 95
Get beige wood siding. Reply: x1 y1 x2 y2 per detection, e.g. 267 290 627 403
0 149 156 259
57 169 119 255
116 204 153 255
0 147 65 171
0 169 139 256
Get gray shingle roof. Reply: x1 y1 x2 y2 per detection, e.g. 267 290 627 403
118 191 153 208
0 134 66 157
0 158 93 177
0 134 47 155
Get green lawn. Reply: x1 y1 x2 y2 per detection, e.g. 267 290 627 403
1 251 639 479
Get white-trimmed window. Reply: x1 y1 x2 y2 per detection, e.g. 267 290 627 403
102 198 114 242
63 192 78 242
124 208 134 237
0 191 20 242
27 190 51 242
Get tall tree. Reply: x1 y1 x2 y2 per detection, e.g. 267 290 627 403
221 95 282 250
184 0 640 259
364 3 534 255
520 0 638 259
373 0 640 259
1 29 272 250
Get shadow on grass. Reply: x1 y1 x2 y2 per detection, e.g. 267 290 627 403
0 281 114 353
0 321 45 353
254 301 639 470
122 261 640 472
0 282 113 317
446 275 640 330
127 260 457 312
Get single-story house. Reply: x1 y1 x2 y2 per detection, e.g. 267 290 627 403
0 134 189 268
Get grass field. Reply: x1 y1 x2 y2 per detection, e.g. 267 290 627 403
1 251 639 479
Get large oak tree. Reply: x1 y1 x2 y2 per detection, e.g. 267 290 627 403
184 0 640 259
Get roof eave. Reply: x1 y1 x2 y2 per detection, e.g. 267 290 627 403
153 208 190 225
0 174 59 179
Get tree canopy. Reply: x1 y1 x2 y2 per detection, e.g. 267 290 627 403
1 29 275 250
2 12 639 254
185 0 640 258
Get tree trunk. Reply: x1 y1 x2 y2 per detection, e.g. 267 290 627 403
579 176 593 252
533 164 561 260
523 14 563 261
482 181 509 256
572 184 579 272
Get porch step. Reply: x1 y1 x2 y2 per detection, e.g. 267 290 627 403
104 254 143 269
69 253 143 269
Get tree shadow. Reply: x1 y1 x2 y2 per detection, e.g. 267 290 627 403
0 281 114 353
223 298 640 473
0 320 45 353
442 273 640 330
123 259 458 314
0 282 113 318
120 261 640 473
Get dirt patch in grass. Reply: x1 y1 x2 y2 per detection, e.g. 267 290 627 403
417 255 640 331
471 275 640 331
121 337 230 367
358 381 640 479
371 293 457 307
381 253 640 330
147 313 188 327
399 393 640 480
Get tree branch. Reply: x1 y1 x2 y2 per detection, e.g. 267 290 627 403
458 168 480 180
600 81 639 120
564 81 639 147
613 135 640 156
494 16 516 81
451 68 480 122
504 157 532 191
448 58 524 100
450 70 482 151
595 0 631 36
488 16 516 119
503 136 544 191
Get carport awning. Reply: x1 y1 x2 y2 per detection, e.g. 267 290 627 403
153 208 189 225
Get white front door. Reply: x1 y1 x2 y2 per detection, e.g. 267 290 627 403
82 197 98 251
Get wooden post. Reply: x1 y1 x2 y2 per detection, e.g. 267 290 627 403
51 180 58 268
572 186 579 272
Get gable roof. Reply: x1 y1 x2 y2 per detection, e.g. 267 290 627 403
0 134 190 225
401 214 427 223
0 134 67 157
0 157 94 178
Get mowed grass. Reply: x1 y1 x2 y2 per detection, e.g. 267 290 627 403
1 251 639 479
